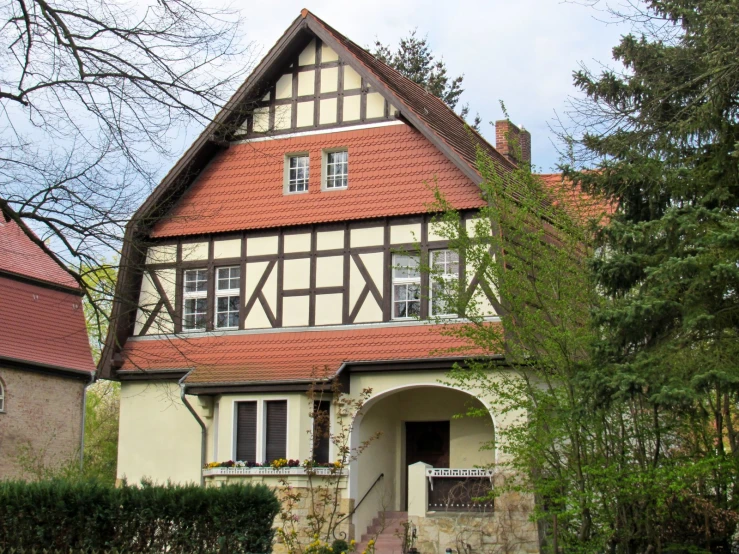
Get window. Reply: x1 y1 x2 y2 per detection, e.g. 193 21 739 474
392 253 421 319
0 379 5 412
430 250 459 316
287 154 310 193
215 266 240 329
235 401 257 462
265 400 287 462
311 400 331 464
324 150 348 189
183 269 208 331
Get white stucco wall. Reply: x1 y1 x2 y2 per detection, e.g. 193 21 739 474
117 381 206 485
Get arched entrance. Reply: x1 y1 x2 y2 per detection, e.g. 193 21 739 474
348 384 496 538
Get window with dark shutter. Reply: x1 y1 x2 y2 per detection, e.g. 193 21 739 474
235 402 257 462
312 400 330 464
265 400 287 462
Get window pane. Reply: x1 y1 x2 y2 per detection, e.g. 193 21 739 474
215 294 239 329
326 150 348 189
393 254 420 279
288 155 309 192
395 284 407 301
184 298 207 330
394 301 407 318
184 269 207 293
217 267 240 291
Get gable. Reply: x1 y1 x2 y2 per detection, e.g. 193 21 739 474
235 35 398 137
150 123 485 238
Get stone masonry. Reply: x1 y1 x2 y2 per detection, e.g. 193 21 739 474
0 367 86 480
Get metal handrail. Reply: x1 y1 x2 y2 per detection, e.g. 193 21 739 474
333 472 384 541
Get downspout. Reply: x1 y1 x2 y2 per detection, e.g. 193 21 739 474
179 370 207 486
79 371 96 471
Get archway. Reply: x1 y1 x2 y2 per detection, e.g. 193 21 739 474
347 384 496 538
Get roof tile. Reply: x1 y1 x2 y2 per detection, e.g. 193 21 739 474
0 219 78 288
120 323 495 384
151 124 486 238
0 276 95 373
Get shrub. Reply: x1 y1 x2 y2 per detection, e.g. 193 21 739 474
0 479 280 553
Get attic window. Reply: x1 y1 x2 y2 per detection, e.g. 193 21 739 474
323 150 348 190
286 154 310 193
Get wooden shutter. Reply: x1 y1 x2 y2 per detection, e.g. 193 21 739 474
265 400 287 462
312 400 331 464
236 402 257 462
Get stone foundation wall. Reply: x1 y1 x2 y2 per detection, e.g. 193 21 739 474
410 492 539 554
205 474 354 554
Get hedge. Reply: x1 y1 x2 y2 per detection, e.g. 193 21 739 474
0 479 280 553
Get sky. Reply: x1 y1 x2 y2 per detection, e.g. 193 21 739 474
207 0 632 173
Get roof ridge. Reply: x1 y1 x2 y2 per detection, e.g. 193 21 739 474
305 11 504 166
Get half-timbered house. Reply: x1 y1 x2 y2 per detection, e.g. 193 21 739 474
101 10 543 553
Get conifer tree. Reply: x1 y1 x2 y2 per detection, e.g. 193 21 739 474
372 30 481 130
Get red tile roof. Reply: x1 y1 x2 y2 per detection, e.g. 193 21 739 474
0 276 95 373
151 124 485 238
120 323 494 384
0 219 78 289
538 173 616 223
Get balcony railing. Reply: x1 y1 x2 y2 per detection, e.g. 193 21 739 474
425 468 494 512
203 466 345 477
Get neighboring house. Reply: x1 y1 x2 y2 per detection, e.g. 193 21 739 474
100 10 549 553
0 216 96 479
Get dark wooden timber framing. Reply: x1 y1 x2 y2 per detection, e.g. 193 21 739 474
133 213 495 336
237 35 394 139
99 9 517 379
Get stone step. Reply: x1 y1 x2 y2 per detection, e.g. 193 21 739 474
356 511 409 554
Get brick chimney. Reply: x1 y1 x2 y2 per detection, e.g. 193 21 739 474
495 120 531 167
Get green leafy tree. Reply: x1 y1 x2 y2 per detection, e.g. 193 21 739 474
561 0 739 546
372 30 481 130
429 99 739 550
81 261 119 484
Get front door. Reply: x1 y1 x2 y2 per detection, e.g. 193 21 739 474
405 421 450 508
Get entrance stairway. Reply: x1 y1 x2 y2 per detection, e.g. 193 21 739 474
355 511 408 554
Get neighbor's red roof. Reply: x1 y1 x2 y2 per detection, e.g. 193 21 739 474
0 276 95 373
0 219 78 288
120 323 493 384
151 123 485 238
538 173 615 223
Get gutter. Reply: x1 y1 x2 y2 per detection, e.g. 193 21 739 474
179 370 207 486
79 370 96 471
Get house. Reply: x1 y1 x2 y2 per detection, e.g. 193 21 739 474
0 215 96 479
100 10 544 553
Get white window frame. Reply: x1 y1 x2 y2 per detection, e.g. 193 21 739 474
322 148 348 190
391 253 422 320
0 379 5 413
215 266 240 330
284 153 310 194
182 268 208 331
429 249 459 317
